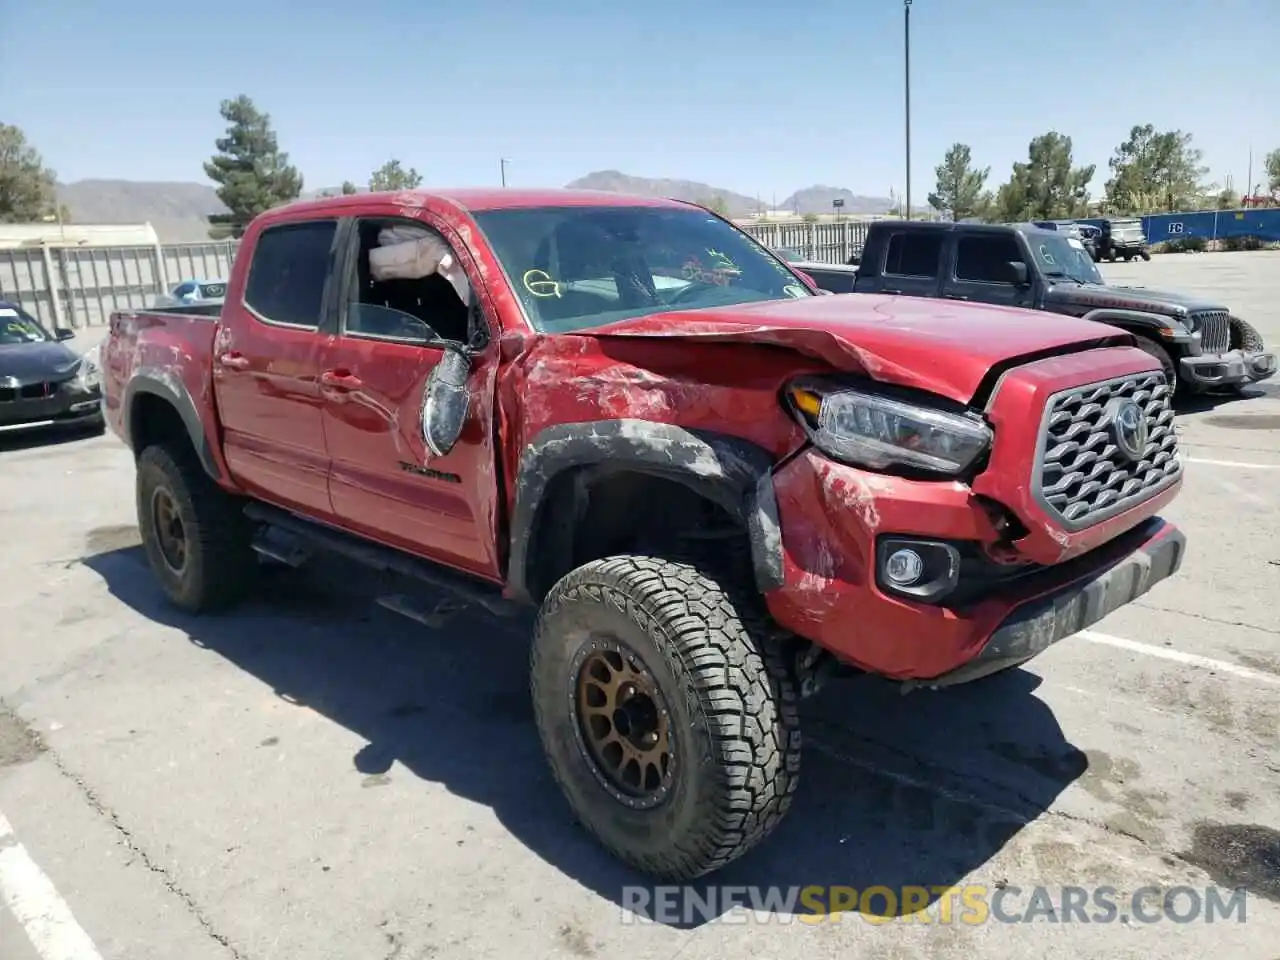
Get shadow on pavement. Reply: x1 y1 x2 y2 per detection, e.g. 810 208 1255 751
0 421 105 455
83 540 1086 929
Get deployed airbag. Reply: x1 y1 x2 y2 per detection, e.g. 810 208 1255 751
369 225 471 306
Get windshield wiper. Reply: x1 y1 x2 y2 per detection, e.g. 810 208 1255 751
1044 271 1086 286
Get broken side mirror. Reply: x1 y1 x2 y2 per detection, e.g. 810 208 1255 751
421 346 471 458
1006 261 1029 286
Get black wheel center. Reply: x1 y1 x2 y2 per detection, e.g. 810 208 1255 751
613 691 659 747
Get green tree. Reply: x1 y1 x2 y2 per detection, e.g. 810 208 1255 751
368 160 422 192
801 212 819 224
992 132 1095 222
341 180 358 195
1104 125 1208 214
927 143 990 221
203 95 303 238
0 124 61 223
1265 148 1280 195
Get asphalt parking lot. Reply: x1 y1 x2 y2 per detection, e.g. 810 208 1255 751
2 250 1278 960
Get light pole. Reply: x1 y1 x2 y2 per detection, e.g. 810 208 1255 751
500 158 511 187
903 0 912 220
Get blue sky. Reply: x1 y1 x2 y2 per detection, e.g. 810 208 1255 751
4 0 1277 201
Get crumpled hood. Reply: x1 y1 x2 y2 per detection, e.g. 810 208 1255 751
591 294 1128 404
0 340 80 382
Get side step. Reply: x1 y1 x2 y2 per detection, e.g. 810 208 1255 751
243 501 518 618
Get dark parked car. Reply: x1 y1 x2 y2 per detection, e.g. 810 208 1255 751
850 221 1275 395
785 259 860 293
0 301 104 437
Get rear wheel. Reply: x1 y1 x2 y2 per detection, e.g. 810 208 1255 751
530 555 801 881
1140 250 1151 261
136 444 256 613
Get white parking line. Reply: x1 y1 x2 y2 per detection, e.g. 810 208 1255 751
1186 456 1280 469
1079 630 1280 686
1213 478 1273 509
0 810 103 960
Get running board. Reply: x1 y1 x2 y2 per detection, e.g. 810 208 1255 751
243 501 517 618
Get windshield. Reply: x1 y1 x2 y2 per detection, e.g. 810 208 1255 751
1112 221 1144 241
1031 234 1104 284
471 206 813 333
0 305 51 345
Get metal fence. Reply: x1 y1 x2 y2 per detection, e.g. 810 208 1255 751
0 240 239 330
0 220 868 332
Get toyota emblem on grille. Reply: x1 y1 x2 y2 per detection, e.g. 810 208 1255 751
1107 398 1149 463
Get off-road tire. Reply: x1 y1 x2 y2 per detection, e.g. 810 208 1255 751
1140 250 1151 261
530 554 801 882
1220 316 1268 394
1229 315 1266 353
1134 336 1178 394
136 444 255 613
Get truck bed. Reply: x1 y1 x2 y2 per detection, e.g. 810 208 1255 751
101 307 223 448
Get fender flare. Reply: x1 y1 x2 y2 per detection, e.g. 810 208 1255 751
1080 308 1193 344
122 368 224 482
506 419 784 604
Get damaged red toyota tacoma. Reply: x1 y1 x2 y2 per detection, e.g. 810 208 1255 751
101 188 1187 881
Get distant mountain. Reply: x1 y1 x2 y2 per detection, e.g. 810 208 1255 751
781 185 901 216
565 170 762 217
50 172 911 246
55 180 228 243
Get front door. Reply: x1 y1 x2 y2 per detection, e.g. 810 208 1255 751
941 231 1038 310
318 215 503 581
213 217 340 518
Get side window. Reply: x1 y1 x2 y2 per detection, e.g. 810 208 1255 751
811 270 855 293
883 232 943 278
243 219 338 328
345 218 471 344
954 234 1025 284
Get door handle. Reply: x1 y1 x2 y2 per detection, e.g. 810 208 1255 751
883 289 903 295
944 294 970 301
218 352 250 370
320 370 362 390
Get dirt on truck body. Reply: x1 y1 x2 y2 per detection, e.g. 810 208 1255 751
101 188 1187 881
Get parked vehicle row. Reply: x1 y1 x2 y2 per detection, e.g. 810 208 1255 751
103 188 1190 882
848 220 1275 396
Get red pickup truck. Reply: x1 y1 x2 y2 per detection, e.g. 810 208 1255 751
102 188 1186 881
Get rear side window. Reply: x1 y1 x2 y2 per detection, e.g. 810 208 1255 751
243 220 338 328
955 234 1024 284
883 232 943 278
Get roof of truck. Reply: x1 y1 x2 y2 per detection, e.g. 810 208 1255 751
277 188 689 218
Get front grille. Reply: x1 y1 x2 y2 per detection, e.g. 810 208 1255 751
1192 309 1230 354
1036 371 1180 529
0 382 55 403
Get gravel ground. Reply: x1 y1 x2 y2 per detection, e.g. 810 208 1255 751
2 250 1278 960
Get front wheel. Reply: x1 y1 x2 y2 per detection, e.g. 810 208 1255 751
530 555 801 881
1134 336 1178 393
1140 250 1151 261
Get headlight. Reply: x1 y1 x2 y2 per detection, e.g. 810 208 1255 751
75 351 101 391
785 379 992 475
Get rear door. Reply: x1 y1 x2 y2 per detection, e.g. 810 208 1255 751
860 229 945 298
317 213 505 580
940 230 1037 310
213 217 341 518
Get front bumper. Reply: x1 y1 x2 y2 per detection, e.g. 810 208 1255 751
0 386 103 435
1180 350 1277 391
914 519 1185 687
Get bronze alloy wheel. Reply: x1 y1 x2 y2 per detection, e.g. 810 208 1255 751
571 636 675 809
150 486 188 574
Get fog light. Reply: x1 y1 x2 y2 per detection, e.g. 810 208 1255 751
884 548 925 586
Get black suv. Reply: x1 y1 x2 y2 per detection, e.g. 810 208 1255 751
850 221 1275 395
